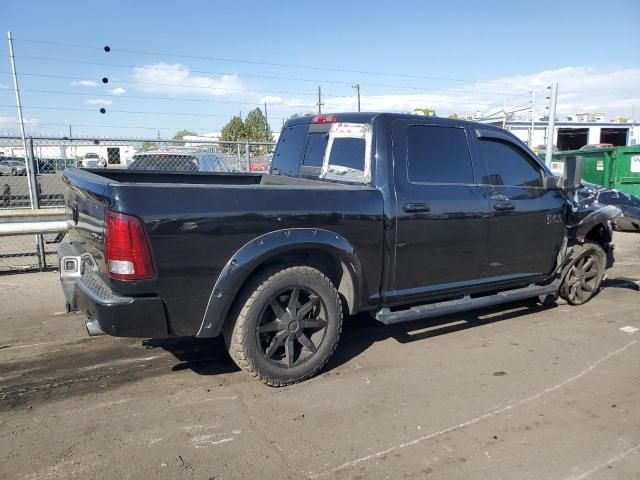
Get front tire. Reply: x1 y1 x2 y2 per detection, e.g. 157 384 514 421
224 266 343 386
560 242 606 305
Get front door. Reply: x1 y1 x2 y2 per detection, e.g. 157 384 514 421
472 130 566 280
391 121 491 299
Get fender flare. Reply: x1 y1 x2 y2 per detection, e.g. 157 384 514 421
196 228 364 338
571 205 621 240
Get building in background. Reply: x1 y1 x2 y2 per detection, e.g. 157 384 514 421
483 113 639 153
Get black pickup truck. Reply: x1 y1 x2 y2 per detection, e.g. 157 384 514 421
58 113 620 386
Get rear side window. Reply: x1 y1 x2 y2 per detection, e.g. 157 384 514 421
272 125 308 175
477 139 542 187
303 132 329 167
407 125 473 184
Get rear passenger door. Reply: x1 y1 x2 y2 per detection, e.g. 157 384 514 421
391 121 491 297
472 129 566 280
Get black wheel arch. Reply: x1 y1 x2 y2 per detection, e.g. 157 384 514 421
196 228 364 338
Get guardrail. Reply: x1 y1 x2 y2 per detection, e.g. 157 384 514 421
0 208 67 236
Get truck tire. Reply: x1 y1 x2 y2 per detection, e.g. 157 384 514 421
559 241 606 306
224 265 343 386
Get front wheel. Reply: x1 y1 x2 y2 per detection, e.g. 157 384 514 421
560 242 606 305
224 266 343 386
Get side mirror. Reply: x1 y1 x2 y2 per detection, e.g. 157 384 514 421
564 155 583 191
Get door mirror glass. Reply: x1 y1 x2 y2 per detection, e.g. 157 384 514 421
543 175 564 189
563 155 583 191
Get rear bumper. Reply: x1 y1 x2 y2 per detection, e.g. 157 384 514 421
58 243 168 338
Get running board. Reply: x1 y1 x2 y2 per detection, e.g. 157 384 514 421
376 283 559 325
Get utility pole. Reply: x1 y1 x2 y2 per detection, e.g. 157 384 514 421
544 82 558 168
7 31 36 210
317 86 323 114
352 84 361 112
529 91 535 147
264 101 268 133
502 98 507 129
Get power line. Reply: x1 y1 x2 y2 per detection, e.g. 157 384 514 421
2 55 532 97
16 88 317 110
11 37 536 88
0 71 343 97
0 103 288 120
2 80 509 108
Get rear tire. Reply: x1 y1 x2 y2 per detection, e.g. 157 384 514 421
560 242 606 305
224 266 343 386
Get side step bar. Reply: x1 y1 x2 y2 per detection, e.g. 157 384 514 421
376 283 559 325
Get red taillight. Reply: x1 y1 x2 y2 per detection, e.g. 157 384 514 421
104 210 154 280
311 114 337 124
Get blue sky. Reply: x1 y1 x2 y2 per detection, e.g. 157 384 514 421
0 0 638 138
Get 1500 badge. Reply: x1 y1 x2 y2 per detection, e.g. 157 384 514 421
546 213 563 224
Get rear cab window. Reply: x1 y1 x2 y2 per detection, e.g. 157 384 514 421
271 120 372 184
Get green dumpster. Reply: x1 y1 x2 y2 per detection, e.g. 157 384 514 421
611 146 640 196
542 146 640 196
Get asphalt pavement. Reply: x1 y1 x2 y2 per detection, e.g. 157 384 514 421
0 233 638 479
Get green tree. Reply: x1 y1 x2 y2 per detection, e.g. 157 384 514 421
414 108 436 117
140 141 157 151
244 108 274 143
220 116 246 154
172 129 197 141
447 113 461 119
220 116 246 142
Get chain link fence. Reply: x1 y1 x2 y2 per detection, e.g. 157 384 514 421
0 135 276 272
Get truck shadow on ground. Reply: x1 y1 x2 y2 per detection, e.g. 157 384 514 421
148 299 557 379
602 277 640 291
151 275 638 378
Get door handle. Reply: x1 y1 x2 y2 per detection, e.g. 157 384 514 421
403 203 431 213
494 202 515 211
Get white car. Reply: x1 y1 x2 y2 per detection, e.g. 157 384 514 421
79 153 105 168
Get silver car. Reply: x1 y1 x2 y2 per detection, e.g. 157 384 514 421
0 159 27 176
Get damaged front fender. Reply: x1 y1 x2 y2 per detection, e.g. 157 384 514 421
569 205 621 241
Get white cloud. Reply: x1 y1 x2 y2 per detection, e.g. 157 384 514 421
259 96 283 105
70 80 98 87
281 66 640 120
132 63 242 96
0 116 39 126
107 87 127 95
85 98 112 106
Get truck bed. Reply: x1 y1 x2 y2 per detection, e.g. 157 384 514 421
62 167 384 337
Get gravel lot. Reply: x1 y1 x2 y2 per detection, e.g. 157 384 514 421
1 233 639 479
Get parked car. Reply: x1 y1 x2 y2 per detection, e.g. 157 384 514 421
128 150 231 172
0 159 27 175
79 153 105 168
249 154 272 173
58 113 621 386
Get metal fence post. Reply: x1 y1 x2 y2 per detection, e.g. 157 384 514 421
245 140 251 172
27 137 46 270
